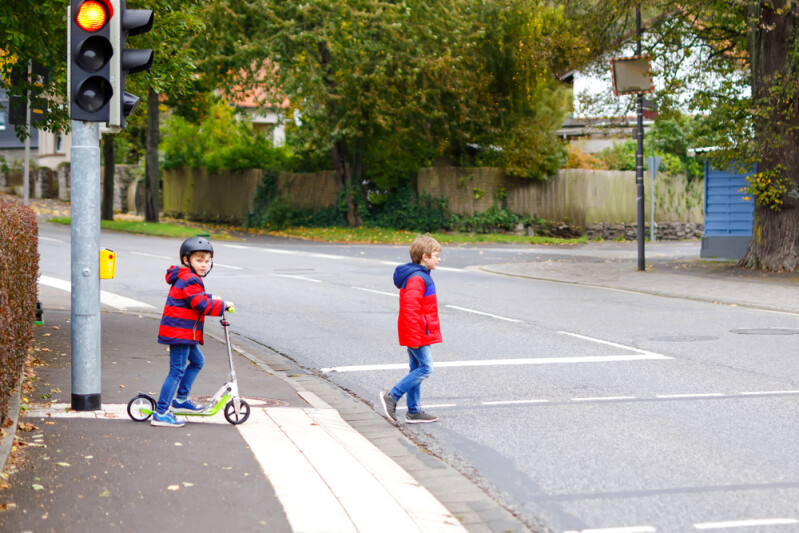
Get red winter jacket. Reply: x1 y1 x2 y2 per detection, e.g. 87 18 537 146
157 265 226 345
393 263 442 347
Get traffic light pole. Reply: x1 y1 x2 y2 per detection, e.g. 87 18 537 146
70 120 102 411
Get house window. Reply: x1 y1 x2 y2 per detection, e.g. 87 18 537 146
0 110 6 131
56 133 64 153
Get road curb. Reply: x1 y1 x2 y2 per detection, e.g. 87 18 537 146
0 370 24 475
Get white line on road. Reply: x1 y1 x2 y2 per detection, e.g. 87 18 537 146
273 273 323 283
221 244 253 250
564 526 656 533
445 305 521 322
39 276 154 310
482 399 550 406
694 518 799 530
262 248 299 255
740 390 799 396
213 263 243 270
572 396 637 402
355 287 397 297
656 393 724 399
131 251 171 259
38 236 62 242
558 331 665 357
320 353 671 373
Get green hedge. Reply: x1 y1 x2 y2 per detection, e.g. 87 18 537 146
0 200 39 427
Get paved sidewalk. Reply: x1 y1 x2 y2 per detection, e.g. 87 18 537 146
479 241 799 314
0 284 527 533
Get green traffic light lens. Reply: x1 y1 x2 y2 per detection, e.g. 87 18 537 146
75 76 112 112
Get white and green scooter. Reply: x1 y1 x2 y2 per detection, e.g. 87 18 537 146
127 308 250 425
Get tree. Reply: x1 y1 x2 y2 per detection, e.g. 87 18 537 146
565 0 799 271
1 0 70 137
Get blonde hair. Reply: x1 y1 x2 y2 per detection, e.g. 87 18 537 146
409 234 441 264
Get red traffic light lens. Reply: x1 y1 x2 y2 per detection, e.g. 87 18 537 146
76 0 109 32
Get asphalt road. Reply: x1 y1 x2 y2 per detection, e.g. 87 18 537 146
38 223 799 532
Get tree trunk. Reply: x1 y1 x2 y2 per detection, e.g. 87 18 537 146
101 135 114 221
738 1 799 271
332 140 361 227
144 87 160 223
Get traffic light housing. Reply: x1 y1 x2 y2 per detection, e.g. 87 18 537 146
108 0 153 129
68 0 114 122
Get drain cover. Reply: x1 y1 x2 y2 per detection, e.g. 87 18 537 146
730 328 799 335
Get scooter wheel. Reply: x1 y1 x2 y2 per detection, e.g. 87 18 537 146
224 399 250 425
127 395 155 422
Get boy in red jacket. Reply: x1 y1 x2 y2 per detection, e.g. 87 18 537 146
152 236 234 428
379 234 442 424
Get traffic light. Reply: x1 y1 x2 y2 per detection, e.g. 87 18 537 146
68 0 114 122
108 0 153 129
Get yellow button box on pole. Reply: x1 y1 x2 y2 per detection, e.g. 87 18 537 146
100 248 116 279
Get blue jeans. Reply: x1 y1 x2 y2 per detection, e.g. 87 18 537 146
390 345 433 414
156 344 205 413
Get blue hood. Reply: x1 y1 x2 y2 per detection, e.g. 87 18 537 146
393 263 430 289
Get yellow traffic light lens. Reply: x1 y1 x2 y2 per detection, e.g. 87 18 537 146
76 0 108 32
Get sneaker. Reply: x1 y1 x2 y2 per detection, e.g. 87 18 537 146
379 391 398 423
171 398 205 414
405 411 438 424
151 410 186 428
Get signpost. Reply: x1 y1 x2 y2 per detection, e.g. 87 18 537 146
610 5 653 271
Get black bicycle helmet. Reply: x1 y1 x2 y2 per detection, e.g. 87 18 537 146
179 236 214 276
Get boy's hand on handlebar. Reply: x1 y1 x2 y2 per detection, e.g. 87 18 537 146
225 302 235 313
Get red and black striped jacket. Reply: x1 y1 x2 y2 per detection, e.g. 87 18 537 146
157 265 226 345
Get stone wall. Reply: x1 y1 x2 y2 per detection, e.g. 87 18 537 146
586 222 704 241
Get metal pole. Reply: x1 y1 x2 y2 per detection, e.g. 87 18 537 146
23 61 31 206
70 120 102 411
635 5 646 271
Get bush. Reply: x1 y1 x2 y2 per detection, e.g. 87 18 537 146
0 200 39 427
161 101 293 172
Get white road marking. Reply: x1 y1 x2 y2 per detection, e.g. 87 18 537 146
445 305 522 322
38 236 62 242
656 393 724 399
355 287 397 297
564 526 656 533
320 353 671 373
308 252 346 260
213 263 243 270
740 390 799 396
482 399 550 406
694 518 799 530
558 331 664 357
39 276 154 310
131 251 171 259
572 396 637 402
273 273 322 283
221 244 253 250
262 248 298 255
436 266 466 272
396 403 457 411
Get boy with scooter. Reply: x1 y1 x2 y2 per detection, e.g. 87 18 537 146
152 236 234 428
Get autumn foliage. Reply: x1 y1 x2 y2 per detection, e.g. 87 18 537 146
0 200 39 427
